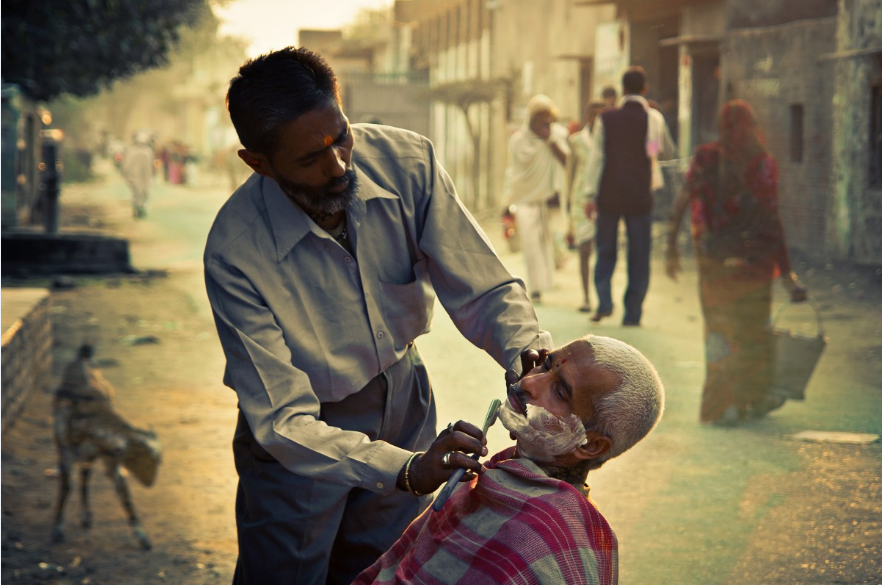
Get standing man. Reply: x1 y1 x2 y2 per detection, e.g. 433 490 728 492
203 47 552 585
502 95 570 302
585 67 676 326
121 131 154 218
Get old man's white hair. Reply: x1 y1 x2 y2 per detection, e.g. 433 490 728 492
581 334 665 468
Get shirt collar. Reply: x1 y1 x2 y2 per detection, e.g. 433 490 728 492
262 162 399 263
620 94 649 111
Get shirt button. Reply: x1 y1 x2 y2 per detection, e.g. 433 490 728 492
376 331 384 339
344 256 352 263
376 481 384 490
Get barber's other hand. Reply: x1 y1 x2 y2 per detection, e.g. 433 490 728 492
519 348 549 379
505 348 550 388
403 420 488 495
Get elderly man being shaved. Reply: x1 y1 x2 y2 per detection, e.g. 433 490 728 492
354 334 665 585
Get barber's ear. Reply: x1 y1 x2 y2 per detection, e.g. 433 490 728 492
573 431 613 461
238 149 275 178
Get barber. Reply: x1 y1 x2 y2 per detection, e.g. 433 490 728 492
204 47 552 585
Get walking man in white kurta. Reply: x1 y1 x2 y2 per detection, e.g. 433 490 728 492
121 131 154 218
502 95 570 302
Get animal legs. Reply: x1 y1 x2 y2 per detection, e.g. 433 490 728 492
80 463 94 528
51 454 73 542
106 461 151 550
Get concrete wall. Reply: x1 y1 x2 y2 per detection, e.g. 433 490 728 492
724 17 837 259
1 289 52 433
727 0 838 29
829 0 882 264
682 1 727 34
491 0 611 121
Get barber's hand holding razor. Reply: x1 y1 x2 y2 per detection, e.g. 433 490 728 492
397 420 487 496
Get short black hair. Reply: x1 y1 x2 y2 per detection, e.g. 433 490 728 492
622 66 646 95
226 47 340 155
601 86 617 100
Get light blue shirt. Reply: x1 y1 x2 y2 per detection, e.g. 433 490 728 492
204 124 552 495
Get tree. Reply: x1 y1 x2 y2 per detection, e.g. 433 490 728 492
2 0 206 101
423 78 506 210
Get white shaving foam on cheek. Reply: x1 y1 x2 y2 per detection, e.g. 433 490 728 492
498 399 586 463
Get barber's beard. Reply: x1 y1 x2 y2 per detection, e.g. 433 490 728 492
275 168 359 220
498 383 587 463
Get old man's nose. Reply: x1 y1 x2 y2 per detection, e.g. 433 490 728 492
518 374 544 399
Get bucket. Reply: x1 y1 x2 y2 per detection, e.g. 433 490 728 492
767 301 828 400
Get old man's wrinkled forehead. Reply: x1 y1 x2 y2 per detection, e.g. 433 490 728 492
549 338 593 373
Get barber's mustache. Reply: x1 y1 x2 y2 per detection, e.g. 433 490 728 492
326 168 357 191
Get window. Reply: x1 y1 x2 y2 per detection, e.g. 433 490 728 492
789 103 804 163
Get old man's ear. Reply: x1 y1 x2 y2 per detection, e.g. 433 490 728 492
573 431 613 461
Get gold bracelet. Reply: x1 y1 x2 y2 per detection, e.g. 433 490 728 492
404 451 426 496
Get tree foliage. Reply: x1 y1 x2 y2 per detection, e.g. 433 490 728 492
2 0 207 101
47 6 248 151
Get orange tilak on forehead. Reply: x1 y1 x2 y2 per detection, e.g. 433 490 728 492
322 134 334 147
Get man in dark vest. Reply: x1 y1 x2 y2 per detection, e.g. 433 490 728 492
583 66 675 326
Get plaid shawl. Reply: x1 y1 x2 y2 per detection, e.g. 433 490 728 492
353 447 618 585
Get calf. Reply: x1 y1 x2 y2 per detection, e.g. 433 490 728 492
51 344 161 550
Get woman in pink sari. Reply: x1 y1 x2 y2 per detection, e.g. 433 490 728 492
665 100 807 426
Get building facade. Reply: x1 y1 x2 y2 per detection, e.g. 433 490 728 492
319 0 880 263
402 0 618 212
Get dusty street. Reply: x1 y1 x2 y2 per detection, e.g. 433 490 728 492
2 163 881 584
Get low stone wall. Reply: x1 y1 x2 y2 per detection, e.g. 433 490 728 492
1 232 132 276
1 288 52 433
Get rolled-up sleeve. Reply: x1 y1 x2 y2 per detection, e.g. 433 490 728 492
204 257 410 494
416 138 553 373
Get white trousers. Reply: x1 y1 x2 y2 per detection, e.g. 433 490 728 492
516 201 555 294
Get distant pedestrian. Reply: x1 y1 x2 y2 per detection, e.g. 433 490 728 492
121 131 154 218
167 141 187 185
157 145 170 182
566 100 604 313
665 99 808 426
502 95 570 302
584 66 676 325
601 86 618 108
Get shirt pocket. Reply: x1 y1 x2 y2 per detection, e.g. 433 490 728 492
377 258 436 347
